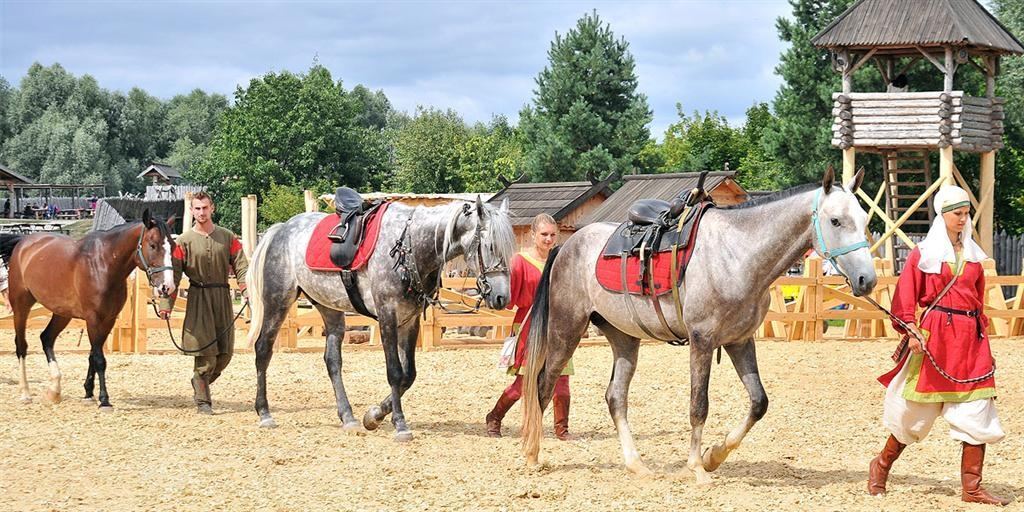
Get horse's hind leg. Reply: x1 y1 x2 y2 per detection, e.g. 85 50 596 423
702 338 768 472
596 319 649 476
314 304 360 431
40 314 72 403
687 331 715 486
254 300 293 429
12 292 33 403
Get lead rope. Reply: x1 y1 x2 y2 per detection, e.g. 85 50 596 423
152 299 250 354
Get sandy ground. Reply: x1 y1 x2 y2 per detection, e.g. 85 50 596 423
2 336 1023 511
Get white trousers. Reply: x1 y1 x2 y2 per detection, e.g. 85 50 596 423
883 358 1005 446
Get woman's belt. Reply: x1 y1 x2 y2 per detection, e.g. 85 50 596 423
932 305 984 338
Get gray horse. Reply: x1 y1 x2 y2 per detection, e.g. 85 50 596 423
521 167 877 483
246 197 515 441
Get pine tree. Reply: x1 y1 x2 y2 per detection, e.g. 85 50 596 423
519 11 652 183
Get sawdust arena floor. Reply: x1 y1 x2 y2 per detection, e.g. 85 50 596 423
2 334 1023 511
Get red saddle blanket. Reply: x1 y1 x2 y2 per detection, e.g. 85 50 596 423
595 210 705 296
305 203 390 272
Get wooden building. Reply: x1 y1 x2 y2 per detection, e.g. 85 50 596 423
580 171 749 226
812 0 1023 262
137 163 182 185
487 175 613 248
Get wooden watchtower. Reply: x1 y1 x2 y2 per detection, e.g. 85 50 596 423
813 0 1023 265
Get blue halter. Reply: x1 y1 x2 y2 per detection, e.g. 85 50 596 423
811 189 868 266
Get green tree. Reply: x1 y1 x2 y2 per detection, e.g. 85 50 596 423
390 107 468 193
0 77 15 149
457 116 523 193
259 182 307 229
992 0 1024 233
190 65 364 230
660 104 746 173
519 10 652 183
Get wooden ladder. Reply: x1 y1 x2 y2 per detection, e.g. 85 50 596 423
884 150 933 271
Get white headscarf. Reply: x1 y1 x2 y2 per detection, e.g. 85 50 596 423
917 186 987 273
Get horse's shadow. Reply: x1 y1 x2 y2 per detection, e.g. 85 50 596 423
545 458 1023 499
118 394 334 415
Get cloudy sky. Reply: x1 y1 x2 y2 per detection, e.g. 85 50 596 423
0 0 792 138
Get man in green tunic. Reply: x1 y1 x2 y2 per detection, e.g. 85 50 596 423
159 192 248 414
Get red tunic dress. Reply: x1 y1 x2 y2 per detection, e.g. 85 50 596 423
879 247 996 402
505 252 573 375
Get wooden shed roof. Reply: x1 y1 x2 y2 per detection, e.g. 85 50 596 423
812 0 1023 55
136 162 182 181
0 163 35 185
580 171 747 226
488 180 612 227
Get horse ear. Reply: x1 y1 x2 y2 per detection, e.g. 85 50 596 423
166 215 177 230
142 208 153 228
476 195 485 218
499 197 509 214
822 165 835 194
845 167 865 195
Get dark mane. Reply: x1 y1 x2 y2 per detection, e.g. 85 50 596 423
721 183 839 210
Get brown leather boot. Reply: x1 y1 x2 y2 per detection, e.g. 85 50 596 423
962 443 1011 505
192 375 213 415
485 392 517 438
867 435 906 495
553 395 572 441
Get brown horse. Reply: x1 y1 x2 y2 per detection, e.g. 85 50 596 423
2 210 176 408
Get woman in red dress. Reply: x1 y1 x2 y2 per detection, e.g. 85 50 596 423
485 213 573 440
867 186 1008 505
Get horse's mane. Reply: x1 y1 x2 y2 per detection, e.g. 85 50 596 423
441 202 516 267
720 183 841 210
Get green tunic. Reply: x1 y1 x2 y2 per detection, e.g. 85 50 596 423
160 226 249 357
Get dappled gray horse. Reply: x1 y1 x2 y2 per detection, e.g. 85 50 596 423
521 167 877 483
247 197 515 441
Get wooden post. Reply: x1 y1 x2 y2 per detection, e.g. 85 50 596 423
985 56 997 99
842 147 856 184
983 259 1008 337
304 189 317 213
841 49 852 94
978 151 996 255
939 145 954 188
810 257 824 342
944 46 955 92
418 307 442 350
134 270 149 353
240 195 257 258
182 192 194 234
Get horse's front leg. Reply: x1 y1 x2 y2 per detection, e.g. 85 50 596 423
87 318 116 409
362 307 416 442
687 331 714 485
703 338 768 472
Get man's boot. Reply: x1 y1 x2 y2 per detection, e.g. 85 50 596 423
485 392 518 438
553 394 572 441
962 443 1011 505
867 434 906 495
192 375 213 415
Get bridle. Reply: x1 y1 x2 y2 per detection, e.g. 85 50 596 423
135 224 173 293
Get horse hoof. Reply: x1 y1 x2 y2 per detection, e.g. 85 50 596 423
341 421 364 434
695 471 714 487
363 406 383 431
259 418 278 429
98 405 114 413
394 430 414 443
627 462 653 477
43 387 60 403
19 396 32 404
702 445 727 472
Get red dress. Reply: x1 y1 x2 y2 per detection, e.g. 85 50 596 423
506 252 543 374
879 247 996 402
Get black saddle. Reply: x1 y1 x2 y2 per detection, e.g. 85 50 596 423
328 187 378 269
603 181 712 258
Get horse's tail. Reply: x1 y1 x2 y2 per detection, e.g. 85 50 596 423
521 245 561 466
245 223 284 348
0 234 24 266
